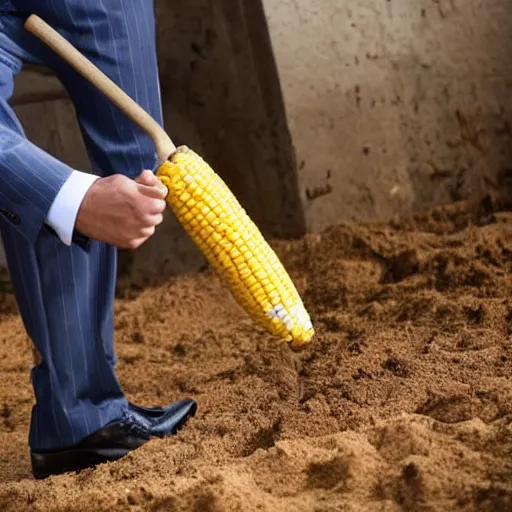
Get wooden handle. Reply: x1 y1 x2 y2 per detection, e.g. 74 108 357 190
24 14 176 162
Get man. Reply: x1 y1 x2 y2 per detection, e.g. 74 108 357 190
0 1 197 479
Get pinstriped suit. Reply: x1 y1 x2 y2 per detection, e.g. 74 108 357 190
0 1 164 452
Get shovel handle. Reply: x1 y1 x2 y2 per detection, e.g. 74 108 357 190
24 14 176 162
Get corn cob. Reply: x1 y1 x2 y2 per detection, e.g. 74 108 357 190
156 146 314 349
22 15 314 348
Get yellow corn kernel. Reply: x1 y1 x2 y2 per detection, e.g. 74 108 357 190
156 146 314 348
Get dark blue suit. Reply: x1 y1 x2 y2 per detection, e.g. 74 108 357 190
0 1 164 452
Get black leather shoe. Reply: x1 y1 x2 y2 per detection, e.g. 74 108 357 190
128 401 169 418
30 399 197 479
140 398 197 437
30 420 151 479
128 398 199 420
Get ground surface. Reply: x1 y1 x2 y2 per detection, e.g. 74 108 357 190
0 197 510 511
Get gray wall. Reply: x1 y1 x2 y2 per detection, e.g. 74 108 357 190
263 0 512 232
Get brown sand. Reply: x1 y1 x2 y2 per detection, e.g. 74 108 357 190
0 196 510 511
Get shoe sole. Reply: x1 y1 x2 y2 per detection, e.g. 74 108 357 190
31 445 140 479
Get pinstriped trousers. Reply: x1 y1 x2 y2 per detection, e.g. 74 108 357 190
0 2 163 452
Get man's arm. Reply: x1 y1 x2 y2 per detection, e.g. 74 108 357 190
0 95 166 252
0 2 167 250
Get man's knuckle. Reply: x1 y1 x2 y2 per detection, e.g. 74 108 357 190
142 226 155 237
142 214 154 226
131 204 145 220
125 238 139 249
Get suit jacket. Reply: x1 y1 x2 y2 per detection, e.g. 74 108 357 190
0 0 160 248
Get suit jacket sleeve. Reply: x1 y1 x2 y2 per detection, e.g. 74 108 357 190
0 94 75 245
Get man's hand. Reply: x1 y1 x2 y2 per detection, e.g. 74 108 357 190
75 170 168 249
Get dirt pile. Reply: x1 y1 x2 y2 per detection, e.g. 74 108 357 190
0 196 510 511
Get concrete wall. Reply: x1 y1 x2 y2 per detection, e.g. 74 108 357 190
262 0 512 232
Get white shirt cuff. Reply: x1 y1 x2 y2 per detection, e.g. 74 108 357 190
45 170 99 246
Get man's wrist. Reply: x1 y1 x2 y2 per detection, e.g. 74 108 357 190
45 170 99 246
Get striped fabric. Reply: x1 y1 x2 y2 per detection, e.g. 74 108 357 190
0 1 164 452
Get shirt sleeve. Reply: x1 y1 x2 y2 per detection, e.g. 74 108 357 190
45 170 99 246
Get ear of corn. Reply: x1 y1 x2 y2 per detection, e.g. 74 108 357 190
156 146 314 349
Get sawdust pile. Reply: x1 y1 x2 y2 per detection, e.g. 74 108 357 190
0 196 510 511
